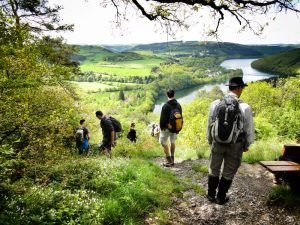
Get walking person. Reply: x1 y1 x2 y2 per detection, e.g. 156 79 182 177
95 111 116 158
153 124 160 140
75 119 90 155
206 77 254 205
150 123 160 140
127 123 137 142
159 89 183 167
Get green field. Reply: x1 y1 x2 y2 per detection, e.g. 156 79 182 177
80 58 164 76
70 81 113 91
74 45 165 77
70 81 142 92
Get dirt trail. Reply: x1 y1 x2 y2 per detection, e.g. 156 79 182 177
146 158 300 225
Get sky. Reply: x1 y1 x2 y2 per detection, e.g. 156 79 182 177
49 0 300 45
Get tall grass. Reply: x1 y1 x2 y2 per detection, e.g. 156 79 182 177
192 137 293 164
243 137 292 164
192 163 209 174
0 158 186 225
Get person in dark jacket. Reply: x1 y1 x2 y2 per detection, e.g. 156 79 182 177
127 123 137 142
159 89 182 167
96 110 115 158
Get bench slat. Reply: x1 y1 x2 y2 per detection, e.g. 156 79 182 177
264 165 300 172
260 161 299 166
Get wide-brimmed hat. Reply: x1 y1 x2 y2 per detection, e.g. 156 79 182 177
225 77 248 87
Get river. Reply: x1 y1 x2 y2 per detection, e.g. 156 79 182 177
153 58 278 114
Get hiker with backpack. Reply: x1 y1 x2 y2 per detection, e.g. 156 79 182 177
75 119 90 155
206 77 254 205
150 123 160 140
159 89 183 167
127 123 137 142
95 110 122 158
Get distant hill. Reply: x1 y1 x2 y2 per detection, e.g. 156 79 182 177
73 45 144 62
251 48 300 76
72 45 113 62
102 44 134 52
128 41 296 58
73 42 297 63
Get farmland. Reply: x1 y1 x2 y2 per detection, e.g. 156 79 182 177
80 58 164 76
74 45 165 77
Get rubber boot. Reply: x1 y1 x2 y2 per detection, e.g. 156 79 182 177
171 155 175 166
216 177 232 205
163 156 173 167
206 175 219 202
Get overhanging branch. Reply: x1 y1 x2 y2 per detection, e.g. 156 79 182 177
124 0 300 34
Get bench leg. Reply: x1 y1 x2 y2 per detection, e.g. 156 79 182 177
283 174 300 196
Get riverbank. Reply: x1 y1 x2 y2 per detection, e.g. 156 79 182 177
153 58 279 114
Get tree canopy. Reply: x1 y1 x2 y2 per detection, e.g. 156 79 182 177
0 0 78 161
0 0 73 32
106 0 300 35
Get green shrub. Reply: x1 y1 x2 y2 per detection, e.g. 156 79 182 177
268 185 300 207
0 158 185 225
254 116 278 140
1 188 105 225
275 108 300 141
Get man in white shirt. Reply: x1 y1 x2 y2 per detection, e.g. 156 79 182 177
206 77 254 205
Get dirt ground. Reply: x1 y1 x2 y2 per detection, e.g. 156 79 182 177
146 158 300 225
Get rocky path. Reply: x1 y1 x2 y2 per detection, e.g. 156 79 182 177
146 158 300 225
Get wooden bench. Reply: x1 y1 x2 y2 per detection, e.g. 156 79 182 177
259 144 300 195
259 161 300 173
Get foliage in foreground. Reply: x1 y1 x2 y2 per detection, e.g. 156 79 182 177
268 185 300 207
0 158 186 225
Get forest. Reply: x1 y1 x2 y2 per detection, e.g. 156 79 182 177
0 0 300 224
252 48 300 76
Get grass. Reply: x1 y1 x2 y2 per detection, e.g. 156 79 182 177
1 158 186 225
181 178 206 195
70 81 142 93
102 81 143 86
243 137 291 164
192 137 293 164
80 58 164 77
77 45 165 76
132 50 155 56
70 81 114 91
192 163 209 174
268 185 300 207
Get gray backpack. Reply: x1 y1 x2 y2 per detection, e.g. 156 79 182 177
211 96 242 144
75 128 84 144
